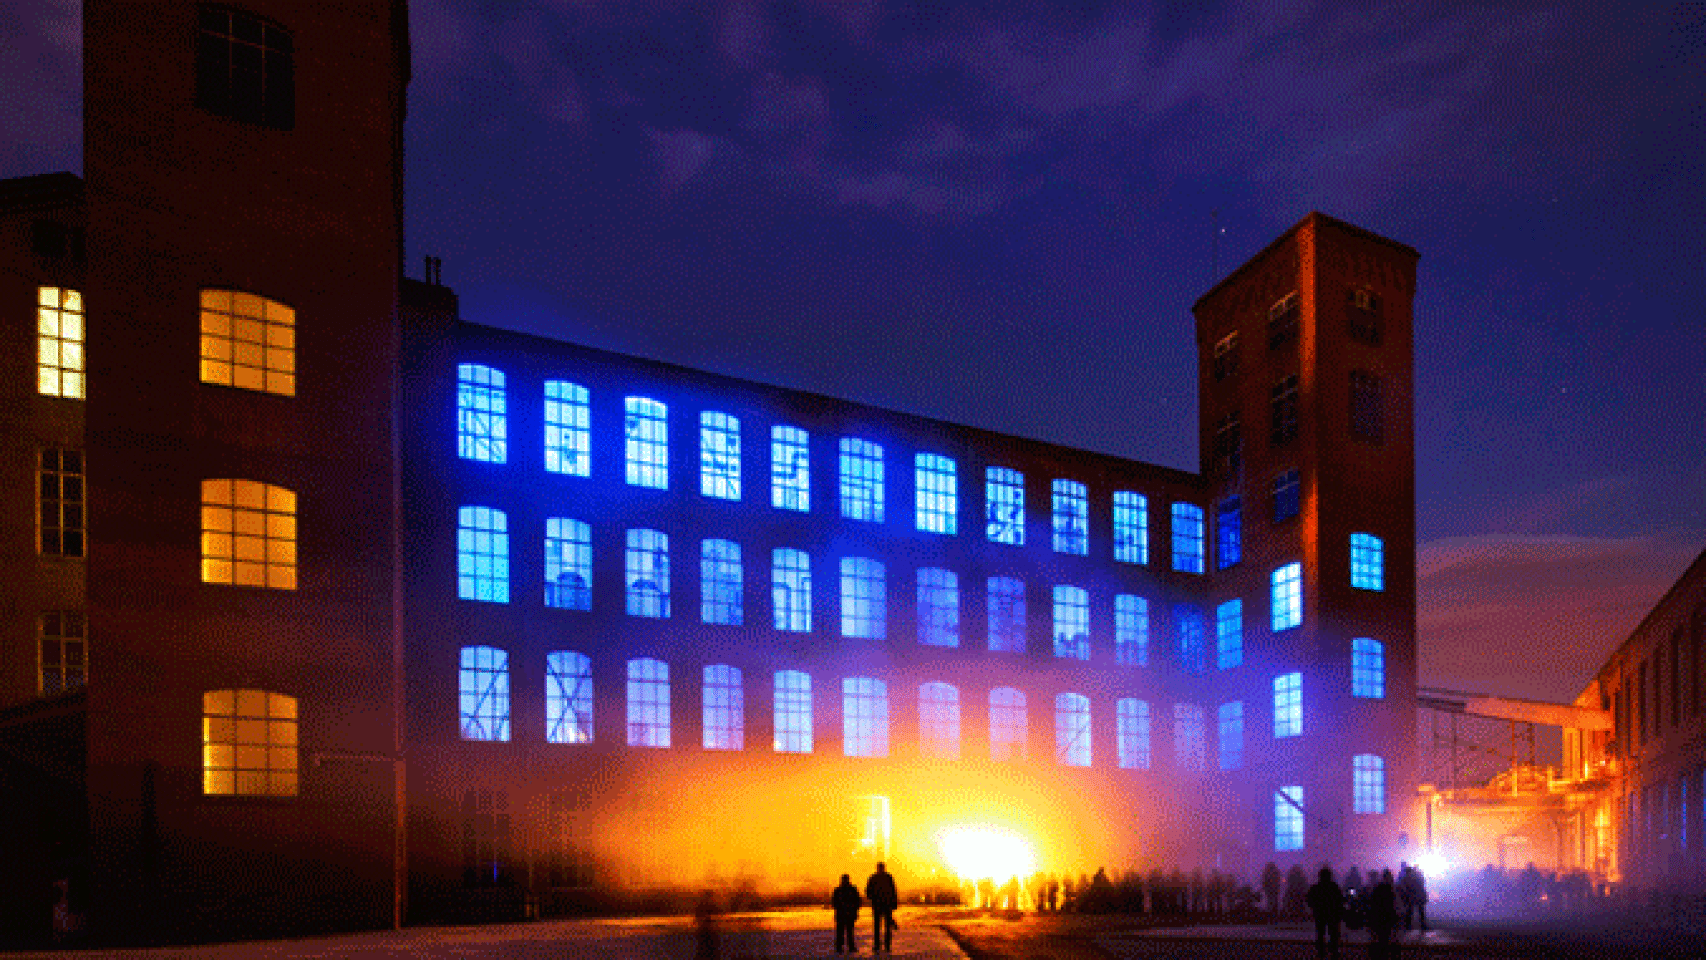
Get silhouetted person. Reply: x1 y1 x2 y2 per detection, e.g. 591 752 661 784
1047 874 1059 912
865 862 898 953
1306 867 1345 959
1285 864 1310 918
1262 862 1283 919
833 874 862 954
1396 863 1415 930
1343 866 1363 895
1406 866 1428 930
1368 870 1399 960
694 888 720 959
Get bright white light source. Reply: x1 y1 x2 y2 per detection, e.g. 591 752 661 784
1416 851 1449 877
936 825 1037 882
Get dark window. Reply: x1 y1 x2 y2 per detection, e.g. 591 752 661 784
1267 293 1299 349
1638 661 1647 742
1691 609 1702 717
196 6 294 130
1272 469 1300 523
1350 370 1385 444
1270 375 1299 446
462 789 513 887
1213 412 1242 477
1216 496 1242 569
1213 332 1242 381
1347 288 1383 345
1672 627 1683 728
40 448 84 557
31 220 82 260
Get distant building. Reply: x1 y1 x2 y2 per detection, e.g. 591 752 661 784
0 0 1420 943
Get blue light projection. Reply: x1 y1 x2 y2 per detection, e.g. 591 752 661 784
1173 703 1206 771
774 670 812 753
917 567 959 647
771 548 811 632
700 411 741 500
543 380 589 476
457 506 509 603
1053 585 1089 660
1352 636 1386 698
843 676 889 758
1350 532 1385 591
702 664 743 750
624 397 668 488
1055 692 1091 767
545 650 592 744
1271 562 1303 630
989 687 1026 761
459 645 511 741
1353 754 1386 813
1171 502 1205 573
1113 491 1147 564
1175 604 1207 675
770 425 810 512
986 467 1025 545
1115 594 1148 666
919 682 961 759
839 438 884 522
701 538 742 625
1218 701 1243 771
543 517 590 610
1216 599 1243 670
840 557 885 638
625 528 669 617
1275 786 1305 851
1117 697 1150 770
1052 479 1088 555
915 453 957 534
457 363 507 463
987 576 1026 653
1216 496 1242 569
1274 672 1302 737
626 658 670 747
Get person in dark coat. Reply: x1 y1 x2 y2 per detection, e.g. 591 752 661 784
1368 869 1399 960
1305 867 1345 959
1396 863 1415 930
832 874 862 954
1261 862 1283 919
865 862 899 953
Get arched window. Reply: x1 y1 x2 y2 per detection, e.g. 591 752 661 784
989 688 1027 761
775 670 812 753
840 557 885 639
702 664 743 750
624 397 668 488
843 676 887 758
545 651 592 744
700 411 741 500
626 658 670 747
457 363 507 462
915 453 957 534
457 506 509 603
987 577 1026 653
1055 693 1090 767
625 529 669 617
203 688 297 796
1053 585 1089 660
1116 698 1150 770
985 467 1024 545
543 380 590 476
1051 480 1087 555
544 518 591 610
839 438 884 522
1173 703 1206 771
770 426 811 511
919 682 960 760
201 480 297 590
1115 594 1148 666
199 289 295 395
917 568 959 648
459 646 511 742
1113 491 1147 564
772 549 811 632
701 539 743 625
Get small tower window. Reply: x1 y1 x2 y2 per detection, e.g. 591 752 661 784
196 6 295 130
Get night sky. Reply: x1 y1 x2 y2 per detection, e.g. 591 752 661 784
5 1 1703 707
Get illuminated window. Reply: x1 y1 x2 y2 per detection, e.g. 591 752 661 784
989 687 1026 761
1271 562 1303 631
1350 370 1384 444
1055 692 1091 767
199 290 295 396
457 364 507 463
544 518 591 610
625 529 669 618
1274 672 1302 738
915 454 957 534
38 612 85 696
1353 754 1386 813
203 480 297 590
1216 599 1243 670
1115 594 1148 667
544 381 590 476
1173 703 1206 772
1270 374 1299 445
1275 786 1304 851
624 397 668 489
1350 533 1385 591
455 505 507 603
195 6 294 129
545 651 593 744
986 467 1025 545
839 438 884 522
1052 480 1088 555
1352 637 1386 699
38 448 84 558
772 549 812 633
843 676 888 758
1053 585 1089 660
37 286 84 398
1113 491 1147 564
702 664 743 751
202 688 297 796
917 568 959 648
1272 468 1301 522
701 539 743 625
459 646 511 742
1117 698 1150 770
1218 701 1243 771
771 426 810 511
626 658 670 748
1216 496 1241 569
700 411 741 500
774 670 812 753
1171 503 1205 573
1175 604 1207 675
840 557 885 639
987 576 1027 653
1268 292 1299 349
919 682 960 760
464 790 513 887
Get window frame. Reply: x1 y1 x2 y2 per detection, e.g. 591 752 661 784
699 411 742 500
457 364 508 463
914 453 957 534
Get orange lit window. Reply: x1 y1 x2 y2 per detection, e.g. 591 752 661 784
201 480 297 589
200 290 295 395
202 688 297 796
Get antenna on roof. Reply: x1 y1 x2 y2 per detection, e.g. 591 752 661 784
425 255 442 285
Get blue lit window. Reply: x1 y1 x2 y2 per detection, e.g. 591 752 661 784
544 518 591 611
1115 594 1149 667
774 670 812 753
771 426 810 512
457 363 507 463
1216 599 1243 670
626 658 670 748
843 676 887 758
1350 533 1385 591
989 687 1026 761
543 380 589 476
623 397 668 489
1352 637 1385 699
1117 698 1150 770
625 529 669 618
1272 562 1303 631
986 467 1025 545
1175 604 1206 675
1174 703 1206 772
987 576 1026 653
915 453 957 534
1218 701 1243 771
702 664 743 751
1274 672 1302 738
1053 585 1089 660
1275 786 1304 851
699 411 741 500
1272 468 1300 522
701 539 742 625
1216 496 1242 569
1055 692 1091 767
917 567 959 648
839 438 884 522
840 557 885 639
459 645 510 741
1113 491 1148 564
457 506 509 604
1052 479 1088 555
919 682 960 760
1353 754 1385 813
545 651 592 744
772 548 811 633
1171 503 1205 573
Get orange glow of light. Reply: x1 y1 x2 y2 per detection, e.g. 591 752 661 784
935 825 1037 882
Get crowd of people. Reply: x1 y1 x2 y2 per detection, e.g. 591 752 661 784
1302 863 1430 960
